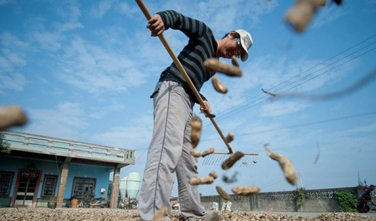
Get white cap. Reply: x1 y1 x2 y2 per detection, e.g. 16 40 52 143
235 29 253 62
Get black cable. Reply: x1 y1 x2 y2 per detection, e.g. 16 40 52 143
203 34 376 126
201 111 376 142
119 148 148 177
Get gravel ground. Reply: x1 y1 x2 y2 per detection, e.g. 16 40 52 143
0 208 375 221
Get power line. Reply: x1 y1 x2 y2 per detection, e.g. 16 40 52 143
267 38 376 94
120 148 148 177
210 43 376 125
201 111 376 142
203 34 376 126
273 48 376 99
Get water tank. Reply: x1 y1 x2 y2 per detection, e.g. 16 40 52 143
119 176 128 200
126 172 141 199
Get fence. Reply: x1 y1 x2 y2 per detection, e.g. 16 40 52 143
200 186 363 212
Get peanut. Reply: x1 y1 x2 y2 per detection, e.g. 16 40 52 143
216 186 231 201
232 186 260 196
0 106 28 130
204 58 242 77
190 115 202 149
211 76 228 94
285 0 326 33
152 206 168 221
201 147 214 157
231 56 239 67
221 151 244 170
264 144 297 186
190 149 201 158
188 176 214 185
209 171 218 179
225 132 234 143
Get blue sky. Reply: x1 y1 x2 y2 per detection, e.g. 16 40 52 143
1 0 376 197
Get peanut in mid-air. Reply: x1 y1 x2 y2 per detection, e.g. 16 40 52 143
231 56 239 67
190 115 202 149
225 132 235 143
264 144 297 186
211 76 228 94
209 171 218 179
201 147 215 157
0 106 28 130
188 176 214 185
190 149 201 158
232 186 260 196
216 186 231 201
152 206 168 221
204 58 242 77
285 0 326 33
221 151 244 170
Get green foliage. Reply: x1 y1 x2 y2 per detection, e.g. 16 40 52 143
0 134 11 154
334 191 357 212
293 187 305 207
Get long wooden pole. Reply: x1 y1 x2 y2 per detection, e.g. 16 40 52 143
135 0 233 154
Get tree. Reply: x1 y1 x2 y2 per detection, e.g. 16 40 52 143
0 134 10 154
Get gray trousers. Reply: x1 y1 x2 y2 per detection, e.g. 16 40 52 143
138 81 206 221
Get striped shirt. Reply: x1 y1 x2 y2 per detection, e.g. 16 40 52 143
157 10 217 102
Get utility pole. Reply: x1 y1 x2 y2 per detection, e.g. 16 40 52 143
298 172 304 188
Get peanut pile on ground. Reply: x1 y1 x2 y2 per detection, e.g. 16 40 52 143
1 208 375 221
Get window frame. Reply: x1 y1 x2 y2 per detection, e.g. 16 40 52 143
41 174 58 198
0 171 15 197
71 177 96 199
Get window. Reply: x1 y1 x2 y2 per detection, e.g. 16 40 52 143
71 177 96 198
0 171 14 196
41 175 58 197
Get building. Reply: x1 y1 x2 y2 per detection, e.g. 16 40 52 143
0 131 135 208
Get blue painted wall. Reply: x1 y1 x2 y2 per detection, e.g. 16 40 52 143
64 163 112 198
0 155 113 199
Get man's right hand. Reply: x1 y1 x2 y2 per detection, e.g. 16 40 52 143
147 14 165 37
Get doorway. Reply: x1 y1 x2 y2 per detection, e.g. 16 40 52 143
11 169 42 207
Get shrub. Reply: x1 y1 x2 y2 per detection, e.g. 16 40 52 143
293 187 305 207
334 191 357 212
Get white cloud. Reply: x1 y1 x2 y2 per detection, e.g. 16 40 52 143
31 31 65 52
2 48 26 66
23 102 90 140
88 100 125 119
311 4 345 29
0 72 27 92
90 114 153 149
0 0 15 6
56 21 84 32
260 101 309 117
56 36 148 94
0 55 13 72
0 32 28 51
91 0 115 18
117 2 139 17
53 2 83 32
155 0 278 31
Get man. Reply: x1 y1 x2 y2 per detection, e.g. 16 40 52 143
138 10 253 221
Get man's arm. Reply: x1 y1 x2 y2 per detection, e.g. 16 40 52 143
155 10 210 39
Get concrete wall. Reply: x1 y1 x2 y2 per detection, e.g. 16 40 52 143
200 187 360 212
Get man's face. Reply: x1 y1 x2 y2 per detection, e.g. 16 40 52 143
222 33 242 59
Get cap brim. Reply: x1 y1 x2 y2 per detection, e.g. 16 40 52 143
240 39 249 62
235 29 252 62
